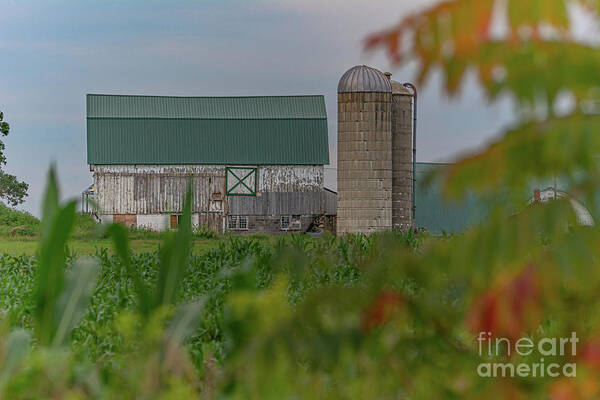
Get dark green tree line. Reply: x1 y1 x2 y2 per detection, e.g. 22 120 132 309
0 111 28 206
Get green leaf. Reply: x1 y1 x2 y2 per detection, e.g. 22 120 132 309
156 181 193 307
39 167 59 241
0 329 30 386
52 258 99 347
107 223 153 318
442 114 600 198
165 300 204 346
34 167 78 346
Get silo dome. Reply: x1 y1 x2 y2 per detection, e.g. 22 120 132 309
338 65 392 93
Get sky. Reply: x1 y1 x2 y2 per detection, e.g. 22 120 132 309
0 0 519 216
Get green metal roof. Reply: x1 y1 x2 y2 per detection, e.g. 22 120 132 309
87 94 329 165
87 94 328 119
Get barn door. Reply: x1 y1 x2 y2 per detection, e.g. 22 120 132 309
170 215 178 230
226 167 257 196
198 213 224 234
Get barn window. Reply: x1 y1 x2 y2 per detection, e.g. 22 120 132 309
228 216 248 230
291 215 302 230
281 215 301 231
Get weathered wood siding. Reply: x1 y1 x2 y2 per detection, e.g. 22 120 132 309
197 213 225 234
324 189 337 214
94 165 225 215
258 166 323 192
92 164 325 216
228 192 327 216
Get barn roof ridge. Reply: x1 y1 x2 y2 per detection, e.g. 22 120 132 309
87 116 326 121
87 94 327 120
87 93 325 99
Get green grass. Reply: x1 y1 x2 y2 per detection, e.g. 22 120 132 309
0 203 279 256
0 237 226 256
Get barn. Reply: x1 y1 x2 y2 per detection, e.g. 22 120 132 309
86 94 334 233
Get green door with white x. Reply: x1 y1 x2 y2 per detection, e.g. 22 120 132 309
226 167 257 196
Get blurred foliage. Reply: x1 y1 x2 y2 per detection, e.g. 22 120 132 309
365 0 600 206
2 0 600 398
0 169 425 398
0 177 598 398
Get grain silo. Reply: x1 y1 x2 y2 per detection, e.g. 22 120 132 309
389 77 414 231
337 65 393 235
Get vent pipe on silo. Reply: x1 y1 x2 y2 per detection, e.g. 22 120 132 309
403 83 417 230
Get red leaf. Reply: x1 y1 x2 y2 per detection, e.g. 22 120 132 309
548 379 578 400
467 291 499 335
361 291 404 332
467 265 541 340
579 337 600 370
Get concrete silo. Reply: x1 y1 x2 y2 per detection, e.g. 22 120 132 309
337 65 393 235
389 78 414 230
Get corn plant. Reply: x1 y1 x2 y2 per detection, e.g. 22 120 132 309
104 183 205 397
33 168 99 348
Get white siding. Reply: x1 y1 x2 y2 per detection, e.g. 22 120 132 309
137 215 170 231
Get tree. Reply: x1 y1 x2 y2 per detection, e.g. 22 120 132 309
0 111 28 206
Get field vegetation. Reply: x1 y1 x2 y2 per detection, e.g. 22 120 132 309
0 205 265 256
3 0 600 397
0 172 426 398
